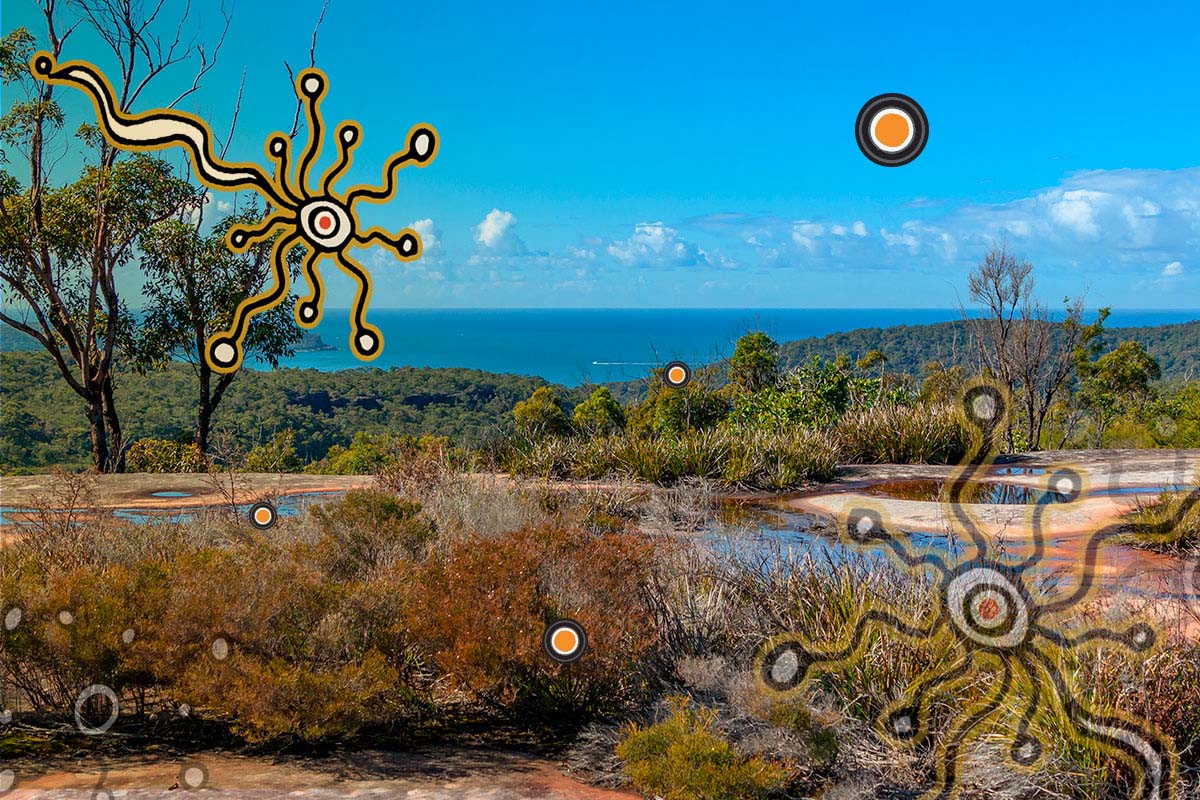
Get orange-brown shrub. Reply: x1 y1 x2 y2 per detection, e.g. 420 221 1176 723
0 554 168 712
389 524 661 717
311 490 437 578
141 542 403 742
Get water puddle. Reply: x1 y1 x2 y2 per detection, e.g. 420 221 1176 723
1 490 345 527
707 506 964 572
719 504 1198 607
992 466 1047 476
858 480 1072 505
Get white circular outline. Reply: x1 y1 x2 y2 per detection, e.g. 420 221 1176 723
869 107 915 153
74 684 120 735
548 624 581 657
946 567 1029 648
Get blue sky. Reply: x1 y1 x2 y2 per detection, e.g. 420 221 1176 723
5 0 1200 308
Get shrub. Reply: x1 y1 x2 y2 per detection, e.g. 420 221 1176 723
1121 489 1200 553
723 429 840 489
144 543 406 742
513 386 571 439
308 432 451 476
628 382 730 437
617 696 791 800
729 332 780 394
573 387 626 435
312 490 437 577
727 355 860 432
244 430 302 472
390 524 659 717
0 553 168 714
126 438 205 473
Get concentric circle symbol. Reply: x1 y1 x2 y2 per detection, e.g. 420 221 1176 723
300 199 354 251
962 384 1005 432
855 93 929 167
542 619 587 664
248 501 278 530
1011 734 1043 766
758 639 808 692
946 567 1031 649
663 361 691 389
207 337 240 371
846 508 885 542
74 684 120 735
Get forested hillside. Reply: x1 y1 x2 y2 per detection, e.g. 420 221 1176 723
778 319 1200 380
0 351 579 471
5 316 1199 472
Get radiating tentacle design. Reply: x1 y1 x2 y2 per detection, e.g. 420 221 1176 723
757 379 1188 800
31 51 438 373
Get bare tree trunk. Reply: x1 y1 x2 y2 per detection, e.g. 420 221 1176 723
87 397 109 470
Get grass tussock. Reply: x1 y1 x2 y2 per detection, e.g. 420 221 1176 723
1122 489 1200 554
504 427 843 490
501 399 969 491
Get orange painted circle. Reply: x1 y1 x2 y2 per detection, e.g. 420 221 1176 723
873 112 910 149
667 366 686 383
551 628 578 654
253 507 273 525
978 597 1001 621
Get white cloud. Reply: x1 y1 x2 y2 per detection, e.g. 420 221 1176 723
605 222 711 268
1162 260 1184 277
409 218 441 257
216 200 232 213
473 208 527 255
1048 189 1104 237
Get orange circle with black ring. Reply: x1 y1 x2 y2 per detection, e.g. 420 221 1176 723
663 360 691 389
855 93 928 167
248 501 278 530
542 619 587 664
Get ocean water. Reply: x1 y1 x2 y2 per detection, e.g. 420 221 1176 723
271 308 1200 387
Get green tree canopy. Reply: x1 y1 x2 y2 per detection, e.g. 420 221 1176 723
572 386 625 435
728 331 779 394
513 386 571 439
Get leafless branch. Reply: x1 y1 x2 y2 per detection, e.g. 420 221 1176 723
285 0 329 138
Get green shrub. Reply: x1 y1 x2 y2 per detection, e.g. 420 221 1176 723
126 438 205 472
727 355 860 431
628 382 730 437
1121 490 1200 553
244 430 302 472
513 386 571 439
307 432 449 475
617 696 790 800
506 428 840 490
573 387 625 434
729 332 780 394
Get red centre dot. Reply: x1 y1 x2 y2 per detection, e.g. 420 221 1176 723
317 214 333 232
977 598 1001 621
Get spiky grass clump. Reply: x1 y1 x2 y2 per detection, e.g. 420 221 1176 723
1121 489 1200 554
